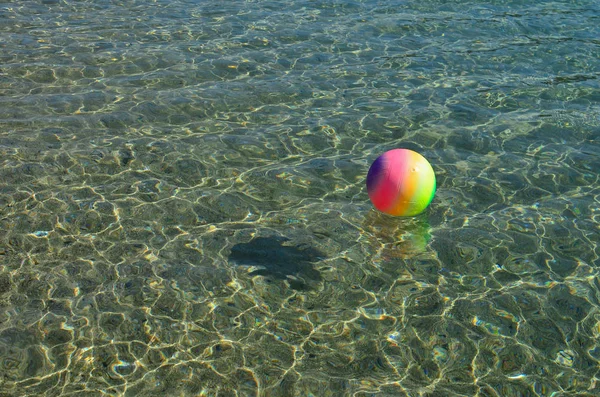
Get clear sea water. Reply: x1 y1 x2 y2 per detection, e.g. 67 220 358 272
1 0 599 396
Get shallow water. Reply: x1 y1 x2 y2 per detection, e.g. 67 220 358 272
0 0 599 396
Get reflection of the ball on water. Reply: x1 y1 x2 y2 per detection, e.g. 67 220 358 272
362 210 432 262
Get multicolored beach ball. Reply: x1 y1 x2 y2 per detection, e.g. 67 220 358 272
366 148 436 216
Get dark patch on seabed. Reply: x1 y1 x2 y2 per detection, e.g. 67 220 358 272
229 236 324 290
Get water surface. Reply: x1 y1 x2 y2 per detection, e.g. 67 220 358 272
1 0 599 396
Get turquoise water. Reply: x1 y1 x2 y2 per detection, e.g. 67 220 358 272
1 0 599 396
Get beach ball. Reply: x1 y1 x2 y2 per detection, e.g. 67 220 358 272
366 148 436 216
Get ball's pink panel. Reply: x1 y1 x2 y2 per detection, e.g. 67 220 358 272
368 149 411 212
